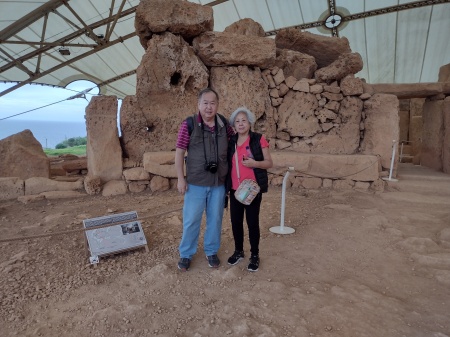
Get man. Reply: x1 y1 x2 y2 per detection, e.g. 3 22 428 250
175 88 234 271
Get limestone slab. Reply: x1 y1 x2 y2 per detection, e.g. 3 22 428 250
268 151 379 181
193 31 276 68
143 152 178 178
25 177 84 196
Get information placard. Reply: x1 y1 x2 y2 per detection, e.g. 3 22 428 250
83 211 148 263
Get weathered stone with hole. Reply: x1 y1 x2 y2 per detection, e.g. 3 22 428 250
123 32 209 158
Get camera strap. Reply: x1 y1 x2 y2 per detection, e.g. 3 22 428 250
201 114 219 171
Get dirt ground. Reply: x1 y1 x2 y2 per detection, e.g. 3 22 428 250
1 163 450 337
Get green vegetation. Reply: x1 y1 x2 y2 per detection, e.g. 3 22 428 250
44 136 87 156
44 145 86 156
55 136 87 149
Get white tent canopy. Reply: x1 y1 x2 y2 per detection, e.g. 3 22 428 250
1 0 449 99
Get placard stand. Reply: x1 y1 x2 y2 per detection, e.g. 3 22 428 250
83 211 148 264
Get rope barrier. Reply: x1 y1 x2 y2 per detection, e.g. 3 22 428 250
0 158 379 243
289 159 379 179
0 206 183 244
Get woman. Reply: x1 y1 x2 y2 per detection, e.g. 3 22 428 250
227 107 273 272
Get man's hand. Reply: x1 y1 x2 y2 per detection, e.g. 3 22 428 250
175 148 187 194
177 178 187 195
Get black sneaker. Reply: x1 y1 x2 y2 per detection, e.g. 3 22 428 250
247 255 259 272
227 251 244 265
177 258 191 271
206 254 220 268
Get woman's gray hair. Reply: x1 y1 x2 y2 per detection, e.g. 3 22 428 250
229 107 256 126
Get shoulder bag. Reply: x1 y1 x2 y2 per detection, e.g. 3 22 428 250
234 144 260 205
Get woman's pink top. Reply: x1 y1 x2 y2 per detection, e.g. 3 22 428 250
231 135 269 190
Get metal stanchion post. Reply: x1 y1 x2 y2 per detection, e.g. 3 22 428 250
270 168 295 235
382 140 399 182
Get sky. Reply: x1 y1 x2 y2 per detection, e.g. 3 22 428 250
0 80 102 122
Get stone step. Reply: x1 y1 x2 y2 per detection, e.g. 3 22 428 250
400 155 414 163
400 144 412 154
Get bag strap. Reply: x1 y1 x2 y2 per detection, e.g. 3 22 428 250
186 115 195 136
234 143 241 184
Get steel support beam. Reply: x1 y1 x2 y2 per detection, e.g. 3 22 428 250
0 6 136 74
0 32 135 98
0 0 67 41
265 0 450 36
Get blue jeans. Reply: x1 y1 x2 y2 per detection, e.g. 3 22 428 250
179 184 226 259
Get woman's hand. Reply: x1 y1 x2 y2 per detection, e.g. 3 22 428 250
242 156 256 168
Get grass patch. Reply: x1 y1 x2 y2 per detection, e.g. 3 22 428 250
44 145 86 156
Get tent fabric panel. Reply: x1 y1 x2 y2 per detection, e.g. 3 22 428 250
421 7 450 82
266 0 303 30
363 13 398 83
212 2 241 31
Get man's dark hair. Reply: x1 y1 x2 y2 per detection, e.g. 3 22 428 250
198 88 219 102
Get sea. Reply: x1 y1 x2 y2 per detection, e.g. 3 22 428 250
0 119 87 149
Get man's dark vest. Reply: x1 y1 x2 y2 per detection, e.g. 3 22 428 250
185 113 228 186
227 131 269 193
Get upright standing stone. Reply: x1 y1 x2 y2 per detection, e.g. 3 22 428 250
85 96 123 182
443 97 450 174
360 94 399 173
399 110 409 142
421 100 444 171
409 98 425 163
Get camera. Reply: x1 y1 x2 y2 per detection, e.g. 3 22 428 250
204 161 218 173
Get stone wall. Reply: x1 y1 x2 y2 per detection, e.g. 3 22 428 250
117 0 398 181
3 0 450 201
